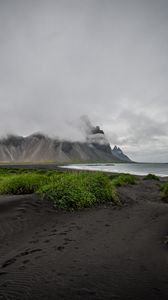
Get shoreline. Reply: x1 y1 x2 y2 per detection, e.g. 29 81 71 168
0 162 168 178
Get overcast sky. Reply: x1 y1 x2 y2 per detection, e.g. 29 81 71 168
0 0 168 162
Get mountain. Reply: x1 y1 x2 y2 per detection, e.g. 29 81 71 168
0 127 131 163
112 146 132 162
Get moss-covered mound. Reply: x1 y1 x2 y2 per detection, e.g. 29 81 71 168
161 181 168 202
0 168 137 209
143 173 160 181
0 174 49 195
37 172 117 209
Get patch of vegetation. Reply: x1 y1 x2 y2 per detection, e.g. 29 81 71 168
37 172 118 209
80 172 118 203
0 174 50 195
108 173 121 180
111 174 136 187
143 173 160 181
0 168 63 176
37 179 96 209
0 168 138 209
160 181 168 202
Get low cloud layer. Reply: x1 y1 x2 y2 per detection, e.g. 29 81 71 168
0 0 168 162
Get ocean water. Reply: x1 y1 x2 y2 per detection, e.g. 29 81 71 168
62 163 168 177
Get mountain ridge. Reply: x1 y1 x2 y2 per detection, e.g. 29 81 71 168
0 129 131 163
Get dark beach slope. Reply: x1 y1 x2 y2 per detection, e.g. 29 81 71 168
0 179 168 300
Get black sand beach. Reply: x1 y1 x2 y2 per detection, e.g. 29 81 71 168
0 178 168 300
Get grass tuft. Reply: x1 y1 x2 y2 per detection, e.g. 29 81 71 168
143 173 160 181
160 181 168 202
110 174 136 187
0 174 49 195
37 172 117 209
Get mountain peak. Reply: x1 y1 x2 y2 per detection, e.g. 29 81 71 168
90 126 104 135
112 145 131 162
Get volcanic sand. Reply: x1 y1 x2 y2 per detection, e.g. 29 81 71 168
0 179 168 300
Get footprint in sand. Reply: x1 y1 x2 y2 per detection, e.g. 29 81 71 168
48 233 57 237
1 249 42 269
29 239 39 244
1 258 16 268
64 238 75 242
19 266 26 270
59 232 67 236
57 246 65 251
22 259 30 264
0 271 7 276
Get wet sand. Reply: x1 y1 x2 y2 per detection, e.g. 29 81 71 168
0 179 168 300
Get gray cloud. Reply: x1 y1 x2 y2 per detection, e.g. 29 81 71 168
105 110 168 161
0 0 168 161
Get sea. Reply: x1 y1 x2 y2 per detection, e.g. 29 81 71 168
61 163 168 177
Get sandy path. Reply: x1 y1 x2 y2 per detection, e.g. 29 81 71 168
0 180 168 300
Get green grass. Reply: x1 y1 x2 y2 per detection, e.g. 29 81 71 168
0 168 137 209
160 181 168 202
0 168 62 175
143 173 160 181
37 172 118 209
37 176 96 209
110 174 136 187
0 174 50 195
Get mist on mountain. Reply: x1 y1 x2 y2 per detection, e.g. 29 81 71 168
0 116 131 163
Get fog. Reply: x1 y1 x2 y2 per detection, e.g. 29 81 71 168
0 0 168 162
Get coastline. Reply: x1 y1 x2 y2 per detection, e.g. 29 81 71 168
0 162 168 178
